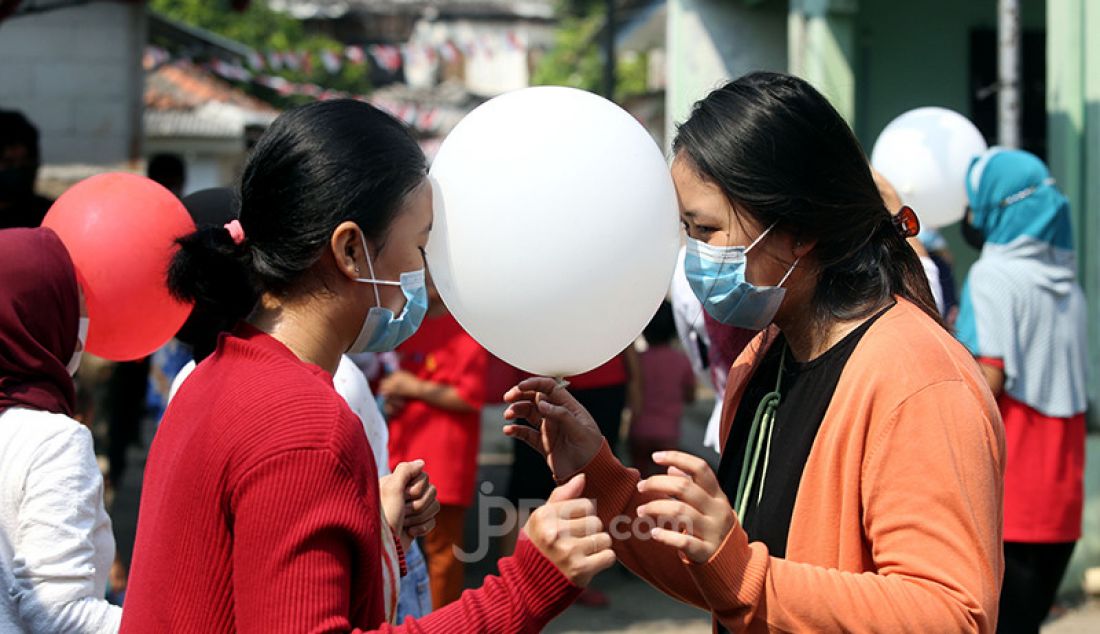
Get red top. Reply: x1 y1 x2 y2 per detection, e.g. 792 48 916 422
566 354 627 391
387 314 488 507
631 345 695 442
122 325 579 633
979 357 1085 542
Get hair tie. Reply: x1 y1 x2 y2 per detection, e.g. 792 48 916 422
224 219 246 245
892 205 920 239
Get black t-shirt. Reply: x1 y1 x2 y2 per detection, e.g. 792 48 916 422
716 306 891 559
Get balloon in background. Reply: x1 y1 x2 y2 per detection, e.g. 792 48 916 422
43 173 195 361
427 86 680 377
871 107 988 228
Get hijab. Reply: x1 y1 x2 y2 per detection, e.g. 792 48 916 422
0 227 81 417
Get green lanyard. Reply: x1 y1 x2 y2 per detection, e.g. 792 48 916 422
733 344 786 519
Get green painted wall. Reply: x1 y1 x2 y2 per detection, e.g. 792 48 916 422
665 0 788 151
853 1 1046 284
854 0 1045 147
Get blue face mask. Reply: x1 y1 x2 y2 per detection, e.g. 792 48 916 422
684 223 799 331
350 233 429 353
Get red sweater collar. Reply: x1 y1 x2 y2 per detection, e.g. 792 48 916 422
222 322 335 384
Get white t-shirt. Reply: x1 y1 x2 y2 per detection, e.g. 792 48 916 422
919 255 945 317
669 245 711 386
670 246 724 453
170 355 390 475
332 356 391 476
0 407 121 633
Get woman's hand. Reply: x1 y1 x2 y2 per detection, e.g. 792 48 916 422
523 474 616 588
379 370 423 399
402 467 439 539
503 377 605 482
380 460 439 551
636 451 735 564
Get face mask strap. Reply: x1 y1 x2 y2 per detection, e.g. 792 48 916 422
356 231 403 306
744 221 778 254
777 257 800 289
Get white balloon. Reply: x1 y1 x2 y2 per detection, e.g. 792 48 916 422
427 87 680 377
870 107 988 228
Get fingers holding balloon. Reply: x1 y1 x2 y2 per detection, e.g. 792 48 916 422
502 400 539 422
502 423 547 456
505 377 560 401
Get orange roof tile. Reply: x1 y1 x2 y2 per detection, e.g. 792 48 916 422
145 62 279 115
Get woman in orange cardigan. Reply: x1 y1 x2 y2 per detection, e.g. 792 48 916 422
504 72 1006 633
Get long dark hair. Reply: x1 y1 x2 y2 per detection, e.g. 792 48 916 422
168 99 427 327
673 72 940 325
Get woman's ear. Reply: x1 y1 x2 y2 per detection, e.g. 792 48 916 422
792 237 817 259
330 220 369 281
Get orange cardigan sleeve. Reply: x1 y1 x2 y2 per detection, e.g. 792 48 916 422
577 440 713 610
581 379 1004 633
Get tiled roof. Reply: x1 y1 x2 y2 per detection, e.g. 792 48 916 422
144 62 278 139
145 61 279 114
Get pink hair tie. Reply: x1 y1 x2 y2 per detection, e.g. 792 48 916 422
224 219 246 245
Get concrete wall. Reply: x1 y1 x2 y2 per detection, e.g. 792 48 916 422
664 0 788 150
0 3 145 165
854 0 1044 148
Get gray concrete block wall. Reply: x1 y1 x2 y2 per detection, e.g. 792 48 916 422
0 3 145 165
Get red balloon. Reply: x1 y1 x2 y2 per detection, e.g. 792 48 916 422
43 173 195 361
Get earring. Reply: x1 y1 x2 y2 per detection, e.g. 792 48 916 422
355 267 361 275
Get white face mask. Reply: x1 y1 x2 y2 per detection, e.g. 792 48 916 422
67 317 89 376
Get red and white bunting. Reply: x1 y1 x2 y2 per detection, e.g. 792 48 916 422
143 47 453 134
143 46 171 70
266 51 283 71
345 45 366 64
479 36 494 59
439 41 459 63
210 58 252 82
416 107 438 130
321 50 342 74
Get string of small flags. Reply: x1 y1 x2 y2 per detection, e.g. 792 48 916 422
144 48 467 135
147 31 527 79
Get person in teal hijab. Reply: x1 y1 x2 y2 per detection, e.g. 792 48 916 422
956 148 1087 634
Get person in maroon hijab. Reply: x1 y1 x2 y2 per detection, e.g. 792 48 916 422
0 227 121 632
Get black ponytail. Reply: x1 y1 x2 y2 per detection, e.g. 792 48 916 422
168 225 259 331
673 72 942 326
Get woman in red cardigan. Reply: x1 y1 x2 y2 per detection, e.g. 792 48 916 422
121 100 615 633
